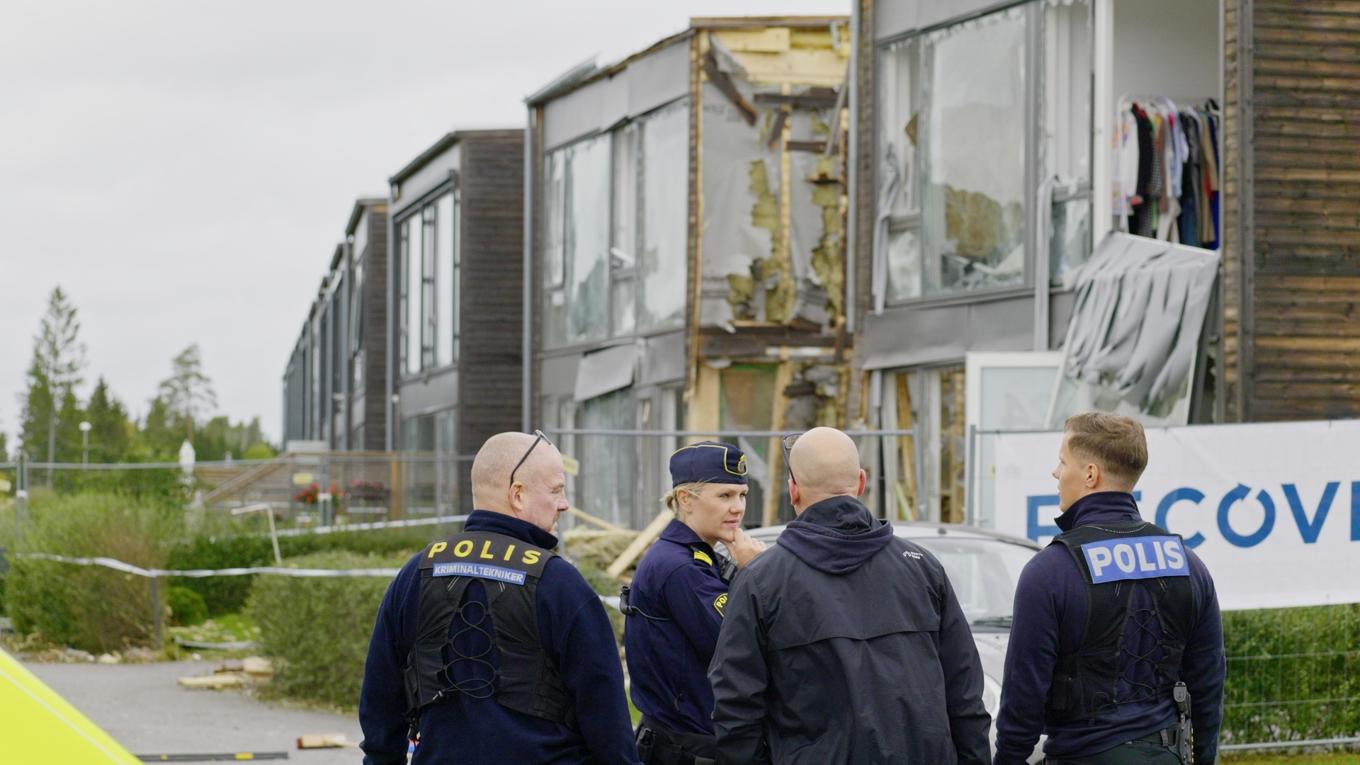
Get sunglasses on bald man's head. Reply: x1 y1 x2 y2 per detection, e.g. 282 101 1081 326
509 429 552 488
782 432 803 484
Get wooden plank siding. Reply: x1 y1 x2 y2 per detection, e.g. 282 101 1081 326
455 132 525 507
1224 0 1360 421
360 205 389 451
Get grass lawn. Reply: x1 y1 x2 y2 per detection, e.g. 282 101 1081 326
1223 752 1360 764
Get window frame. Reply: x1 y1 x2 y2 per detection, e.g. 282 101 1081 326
874 0 1094 308
395 182 461 380
540 96 691 352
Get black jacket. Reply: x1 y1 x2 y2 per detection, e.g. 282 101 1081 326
708 496 992 764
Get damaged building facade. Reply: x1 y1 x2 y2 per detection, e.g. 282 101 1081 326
851 0 1360 524
851 0 1229 523
282 198 389 452
525 17 852 528
386 130 525 513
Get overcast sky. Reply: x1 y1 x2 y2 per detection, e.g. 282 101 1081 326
0 0 848 450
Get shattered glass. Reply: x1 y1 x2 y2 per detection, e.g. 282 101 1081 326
639 99 688 332
922 7 1027 294
566 134 611 345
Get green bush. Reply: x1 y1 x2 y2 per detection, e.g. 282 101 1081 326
166 534 273 616
164 521 457 617
247 551 405 710
167 585 208 626
7 493 182 652
1222 604 1360 744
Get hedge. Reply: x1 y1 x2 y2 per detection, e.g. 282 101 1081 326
247 551 406 710
6 493 182 652
1221 604 1360 744
167 520 458 616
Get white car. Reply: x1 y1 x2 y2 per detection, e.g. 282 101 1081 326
745 521 1045 763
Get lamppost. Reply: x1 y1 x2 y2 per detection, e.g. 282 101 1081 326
79 421 92 466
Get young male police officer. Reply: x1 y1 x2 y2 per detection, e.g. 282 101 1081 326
359 431 640 765
994 413 1225 765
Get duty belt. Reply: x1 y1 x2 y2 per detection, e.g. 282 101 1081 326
636 716 716 765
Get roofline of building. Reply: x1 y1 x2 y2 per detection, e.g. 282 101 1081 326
388 129 523 186
345 197 387 237
525 16 848 107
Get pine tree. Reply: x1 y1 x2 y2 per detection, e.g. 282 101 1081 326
87 378 132 463
18 352 54 463
139 396 183 461
157 344 217 442
25 287 87 484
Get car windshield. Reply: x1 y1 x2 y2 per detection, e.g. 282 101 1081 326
910 536 1036 629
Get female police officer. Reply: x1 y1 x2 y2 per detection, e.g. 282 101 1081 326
622 441 766 765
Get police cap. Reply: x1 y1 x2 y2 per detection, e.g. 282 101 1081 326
669 441 749 487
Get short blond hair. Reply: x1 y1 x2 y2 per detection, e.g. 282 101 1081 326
1064 412 1148 484
663 482 710 517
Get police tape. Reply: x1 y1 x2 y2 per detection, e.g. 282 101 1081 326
17 553 400 579
266 515 468 539
16 551 628 613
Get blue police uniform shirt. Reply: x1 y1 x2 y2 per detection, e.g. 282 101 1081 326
624 519 730 736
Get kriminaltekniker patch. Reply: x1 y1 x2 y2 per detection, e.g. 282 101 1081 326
418 532 553 586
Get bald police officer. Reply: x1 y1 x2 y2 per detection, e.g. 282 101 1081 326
624 442 765 765
994 413 1225 764
359 431 640 764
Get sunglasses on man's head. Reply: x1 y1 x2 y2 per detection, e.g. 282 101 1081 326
781 432 803 484
509 429 552 488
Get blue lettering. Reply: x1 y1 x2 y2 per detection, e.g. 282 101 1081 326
1282 482 1339 544
1027 495 1062 542
1353 482 1360 542
1217 483 1276 548
1155 488 1207 549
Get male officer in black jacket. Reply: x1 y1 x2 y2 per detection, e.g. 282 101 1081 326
708 427 991 765
359 431 639 765
994 413 1224 764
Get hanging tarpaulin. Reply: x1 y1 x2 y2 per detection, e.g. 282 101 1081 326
0 647 140 763
1047 233 1218 426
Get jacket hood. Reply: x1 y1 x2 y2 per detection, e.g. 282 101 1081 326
777 496 894 575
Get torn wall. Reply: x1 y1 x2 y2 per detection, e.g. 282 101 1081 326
699 27 849 332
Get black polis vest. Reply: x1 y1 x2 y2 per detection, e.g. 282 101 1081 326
1045 521 1196 726
403 531 574 730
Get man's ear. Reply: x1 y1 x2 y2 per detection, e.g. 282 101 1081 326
855 469 867 498
788 478 800 507
507 482 524 514
1084 461 1101 490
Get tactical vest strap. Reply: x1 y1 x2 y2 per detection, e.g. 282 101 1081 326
1045 521 1196 726
403 531 575 730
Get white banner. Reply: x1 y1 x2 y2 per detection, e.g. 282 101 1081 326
984 419 1360 611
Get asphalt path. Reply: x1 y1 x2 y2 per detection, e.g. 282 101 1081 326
22 659 365 764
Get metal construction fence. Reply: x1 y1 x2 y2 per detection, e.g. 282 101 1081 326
4 429 1359 753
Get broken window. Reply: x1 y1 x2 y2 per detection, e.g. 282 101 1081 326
566 135 611 345
876 2 1094 303
576 389 636 527
877 37 921 303
1044 0 1094 282
611 123 639 337
923 7 1027 294
542 151 568 348
639 99 688 332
